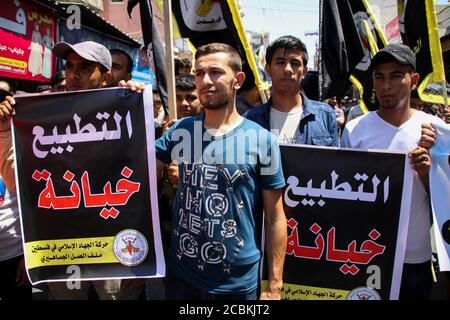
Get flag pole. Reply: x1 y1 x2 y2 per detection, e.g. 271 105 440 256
318 0 323 101
226 0 267 103
442 80 448 116
163 0 177 120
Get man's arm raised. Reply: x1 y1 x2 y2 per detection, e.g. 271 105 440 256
0 96 15 121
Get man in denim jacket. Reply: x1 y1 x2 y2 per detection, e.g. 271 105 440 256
245 36 338 146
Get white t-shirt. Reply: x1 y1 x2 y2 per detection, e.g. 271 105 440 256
270 105 303 144
342 110 445 263
346 105 364 122
0 189 22 261
0 130 23 261
335 106 345 124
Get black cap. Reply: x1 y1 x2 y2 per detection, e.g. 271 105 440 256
370 43 416 71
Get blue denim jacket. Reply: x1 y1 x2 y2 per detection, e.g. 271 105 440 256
244 94 339 146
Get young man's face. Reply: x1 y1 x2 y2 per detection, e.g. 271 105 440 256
194 52 244 110
179 67 191 75
176 89 201 118
373 61 419 110
265 48 307 97
111 53 132 86
64 52 111 91
329 96 338 107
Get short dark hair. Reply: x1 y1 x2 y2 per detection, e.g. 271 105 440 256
110 49 133 73
99 65 109 74
176 74 196 91
266 35 308 66
51 70 65 86
195 43 242 73
176 57 192 69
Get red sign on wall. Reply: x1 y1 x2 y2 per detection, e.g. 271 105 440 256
0 0 55 82
385 17 400 42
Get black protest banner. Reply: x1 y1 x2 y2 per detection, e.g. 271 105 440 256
12 88 164 284
271 145 412 300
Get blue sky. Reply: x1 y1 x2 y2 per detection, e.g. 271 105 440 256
240 0 320 68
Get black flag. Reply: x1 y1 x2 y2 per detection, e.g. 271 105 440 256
127 0 169 116
320 0 365 100
171 0 263 93
348 0 388 112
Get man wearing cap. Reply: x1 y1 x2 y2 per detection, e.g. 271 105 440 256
52 41 113 91
341 43 445 300
0 41 144 300
0 79 31 300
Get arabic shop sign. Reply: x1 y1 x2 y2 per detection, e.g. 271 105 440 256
0 0 55 82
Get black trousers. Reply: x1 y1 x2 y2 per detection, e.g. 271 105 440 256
399 261 433 300
0 255 32 300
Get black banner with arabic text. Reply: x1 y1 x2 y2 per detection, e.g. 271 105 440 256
272 144 412 300
12 88 164 284
348 0 381 112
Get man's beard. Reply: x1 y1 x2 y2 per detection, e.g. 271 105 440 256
89 78 102 89
200 89 232 110
379 95 409 110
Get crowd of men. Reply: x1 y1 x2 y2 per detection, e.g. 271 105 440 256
0 34 448 300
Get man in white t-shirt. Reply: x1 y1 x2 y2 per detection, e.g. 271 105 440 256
342 43 445 299
0 80 30 299
0 129 30 299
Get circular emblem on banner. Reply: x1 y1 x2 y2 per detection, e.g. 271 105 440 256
347 287 381 300
113 229 148 266
442 220 450 245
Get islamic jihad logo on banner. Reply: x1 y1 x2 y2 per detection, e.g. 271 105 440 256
347 287 381 300
113 229 148 266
